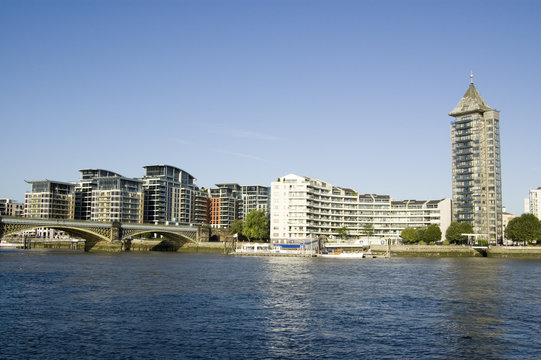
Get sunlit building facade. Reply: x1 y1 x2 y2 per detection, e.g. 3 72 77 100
270 174 450 243
449 80 503 243
74 169 124 220
207 184 241 228
90 176 143 223
526 187 541 220
0 199 24 217
240 185 270 219
206 183 270 228
141 165 205 225
24 180 74 219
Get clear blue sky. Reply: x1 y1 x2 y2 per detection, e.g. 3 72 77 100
1 0 540 214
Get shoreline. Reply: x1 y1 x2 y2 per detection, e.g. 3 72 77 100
4 239 541 258
369 244 541 258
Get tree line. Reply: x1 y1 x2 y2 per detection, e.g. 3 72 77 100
230 210 541 245
400 213 541 245
231 209 270 242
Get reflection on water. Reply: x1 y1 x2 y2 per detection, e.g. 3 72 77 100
0 250 540 359
442 259 508 359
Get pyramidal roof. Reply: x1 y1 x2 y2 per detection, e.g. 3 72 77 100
449 83 492 116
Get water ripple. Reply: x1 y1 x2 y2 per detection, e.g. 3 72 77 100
0 251 540 359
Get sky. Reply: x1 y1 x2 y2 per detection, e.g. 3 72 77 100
1 0 540 214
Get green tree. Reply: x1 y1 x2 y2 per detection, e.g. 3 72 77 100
416 227 426 243
505 213 541 244
423 224 442 243
231 219 244 237
336 226 348 240
401 227 419 244
361 223 375 237
242 210 270 242
445 222 473 244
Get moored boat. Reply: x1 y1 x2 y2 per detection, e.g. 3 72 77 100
320 249 364 259
0 240 19 248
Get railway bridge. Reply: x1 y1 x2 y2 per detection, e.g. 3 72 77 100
0 216 209 251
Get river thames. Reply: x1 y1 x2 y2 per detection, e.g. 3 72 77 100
0 250 539 359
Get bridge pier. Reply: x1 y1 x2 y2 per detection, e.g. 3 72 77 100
86 240 125 252
121 239 131 252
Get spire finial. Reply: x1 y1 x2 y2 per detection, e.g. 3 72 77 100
470 70 474 84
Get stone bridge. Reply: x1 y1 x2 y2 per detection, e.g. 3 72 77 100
0 217 210 251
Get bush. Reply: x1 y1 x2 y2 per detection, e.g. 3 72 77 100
446 222 474 244
442 240 450 245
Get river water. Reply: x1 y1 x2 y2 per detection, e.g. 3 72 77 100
0 249 539 359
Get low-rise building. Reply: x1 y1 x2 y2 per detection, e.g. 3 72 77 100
502 208 517 245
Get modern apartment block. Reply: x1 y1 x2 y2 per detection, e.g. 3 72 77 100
390 199 451 236
191 188 209 225
90 176 143 223
270 174 451 243
207 183 241 228
206 183 270 228
20 165 206 225
449 79 503 243
24 180 74 219
74 169 124 220
72 169 144 223
525 187 541 219
240 185 270 218
0 199 24 217
171 186 208 225
141 165 205 225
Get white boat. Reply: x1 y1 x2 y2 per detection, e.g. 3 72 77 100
0 241 19 248
321 249 364 259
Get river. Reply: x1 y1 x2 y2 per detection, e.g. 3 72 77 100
0 249 540 359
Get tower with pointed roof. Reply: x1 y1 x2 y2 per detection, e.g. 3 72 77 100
449 78 503 243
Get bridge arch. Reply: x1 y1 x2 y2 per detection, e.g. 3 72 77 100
0 217 205 252
1 224 111 251
126 230 197 251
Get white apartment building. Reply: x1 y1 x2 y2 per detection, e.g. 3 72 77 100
270 174 451 243
525 187 541 219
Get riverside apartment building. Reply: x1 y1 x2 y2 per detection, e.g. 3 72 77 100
449 79 503 243
270 174 451 244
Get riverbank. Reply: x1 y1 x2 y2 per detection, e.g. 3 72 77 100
129 240 227 253
23 239 227 253
6 239 541 257
370 244 541 258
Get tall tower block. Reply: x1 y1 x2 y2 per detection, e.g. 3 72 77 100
449 79 503 243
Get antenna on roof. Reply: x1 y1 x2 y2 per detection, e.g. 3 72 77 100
470 70 474 84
